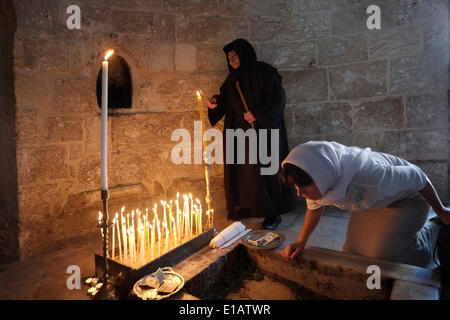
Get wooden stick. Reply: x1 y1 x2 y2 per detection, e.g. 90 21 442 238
235 81 255 129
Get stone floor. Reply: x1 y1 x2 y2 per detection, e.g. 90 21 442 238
0 204 441 300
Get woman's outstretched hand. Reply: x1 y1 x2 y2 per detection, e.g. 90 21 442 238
436 207 450 225
282 241 306 261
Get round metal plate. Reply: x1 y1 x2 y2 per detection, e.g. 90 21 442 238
240 229 285 250
133 268 184 300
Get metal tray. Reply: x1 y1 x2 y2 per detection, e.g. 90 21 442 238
133 267 184 300
240 229 285 250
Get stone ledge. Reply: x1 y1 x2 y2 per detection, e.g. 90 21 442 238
390 279 439 300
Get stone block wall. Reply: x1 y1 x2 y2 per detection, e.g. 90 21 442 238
3 0 449 260
277 0 449 198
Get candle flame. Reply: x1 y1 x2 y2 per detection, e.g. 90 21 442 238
104 49 114 61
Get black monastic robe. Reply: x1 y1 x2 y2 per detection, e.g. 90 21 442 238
208 39 296 220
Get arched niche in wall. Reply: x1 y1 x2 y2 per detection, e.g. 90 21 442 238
96 55 132 109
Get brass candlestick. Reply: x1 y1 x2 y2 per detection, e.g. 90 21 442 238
94 189 117 300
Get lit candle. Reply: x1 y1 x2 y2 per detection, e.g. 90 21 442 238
98 211 103 238
149 223 154 261
196 206 200 235
196 90 207 151
172 217 178 247
131 210 135 242
150 220 155 260
176 193 180 239
131 228 136 268
183 194 189 239
145 208 149 251
139 224 144 267
112 217 115 259
165 225 169 253
116 214 122 262
101 50 114 191
128 229 134 268
161 200 167 233
156 217 161 257
168 201 173 235
126 213 130 236
122 216 128 265
206 210 210 230
189 194 193 238
197 200 202 235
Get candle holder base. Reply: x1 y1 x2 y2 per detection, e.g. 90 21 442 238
92 277 118 300
94 227 215 299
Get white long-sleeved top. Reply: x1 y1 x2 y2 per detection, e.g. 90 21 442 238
306 151 428 212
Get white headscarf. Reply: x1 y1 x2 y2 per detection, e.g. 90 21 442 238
282 141 371 206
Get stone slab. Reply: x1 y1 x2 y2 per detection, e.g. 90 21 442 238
260 41 316 70
281 68 328 103
317 35 367 66
293 102 352 136
390 279 439 300
250 13 329 42
329 61 388 100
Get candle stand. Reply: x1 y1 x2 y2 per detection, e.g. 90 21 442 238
94 227 215 299
94 189 118 299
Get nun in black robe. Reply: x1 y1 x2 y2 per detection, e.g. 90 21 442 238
207 38 296 228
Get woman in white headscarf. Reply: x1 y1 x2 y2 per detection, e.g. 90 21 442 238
280 141 450 267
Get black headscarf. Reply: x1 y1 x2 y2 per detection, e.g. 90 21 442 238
222 39 264 112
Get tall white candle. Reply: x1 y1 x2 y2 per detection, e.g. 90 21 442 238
189 194 193 238
128 229 133 268
172 217 177 247
150 224 154 260
198 201 202 234
112 217 115 259
101 50 113 191
156 218 161 257
116 214 122 262
178 207 182 243
122 216 128 265
139 225 144 267
165 226 169 253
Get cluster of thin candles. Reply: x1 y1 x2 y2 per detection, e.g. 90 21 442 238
98 193 214 269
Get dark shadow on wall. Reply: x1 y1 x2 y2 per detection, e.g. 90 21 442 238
0 0 19 263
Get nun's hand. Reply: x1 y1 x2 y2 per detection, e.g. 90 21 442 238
282 241 305 261
207 97 218 109
244 111 256 124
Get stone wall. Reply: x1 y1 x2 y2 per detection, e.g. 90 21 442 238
0 1 19 262
279 1 449 203
8 0 450 260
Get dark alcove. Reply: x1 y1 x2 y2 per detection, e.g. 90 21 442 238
96 55 132 109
